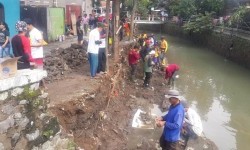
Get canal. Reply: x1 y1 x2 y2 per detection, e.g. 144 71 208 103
165 34 250 150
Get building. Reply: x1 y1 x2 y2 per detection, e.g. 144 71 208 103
0 0 20 37
82 0 93 14
20 0 92 14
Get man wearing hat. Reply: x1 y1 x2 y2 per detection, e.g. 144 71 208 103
87 22 105 78
156 90 185 150
143 50 155 87
12 21 33 70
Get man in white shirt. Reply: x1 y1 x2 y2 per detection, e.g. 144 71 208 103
25 19 44 70
182 102 203 138
87 23 104 78
97 26 107 74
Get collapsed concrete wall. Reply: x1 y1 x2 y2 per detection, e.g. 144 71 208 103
138 23 250 69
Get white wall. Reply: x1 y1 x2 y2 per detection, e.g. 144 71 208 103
82 0 93 15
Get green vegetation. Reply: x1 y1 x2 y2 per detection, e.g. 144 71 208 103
42 130 54 139
172 0 196 19
228 6 250 29
17 86 40 101
124 0 159 17
183 13 213 33
167 0 224 33
67 140 76 150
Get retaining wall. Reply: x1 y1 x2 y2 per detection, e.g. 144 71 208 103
0 69 47 101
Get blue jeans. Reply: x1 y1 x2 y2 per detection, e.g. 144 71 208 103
88 53 98 77
1 44 11 58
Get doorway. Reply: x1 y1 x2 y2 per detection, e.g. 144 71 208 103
0 3 4 21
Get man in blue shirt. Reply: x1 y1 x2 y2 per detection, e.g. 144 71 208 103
156 90 185 150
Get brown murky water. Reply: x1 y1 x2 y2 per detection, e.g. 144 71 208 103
165 35 250 150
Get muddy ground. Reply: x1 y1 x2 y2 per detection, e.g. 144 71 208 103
46 42 169 150
46 41 217 150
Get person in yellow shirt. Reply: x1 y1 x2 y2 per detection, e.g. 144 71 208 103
160 36 168 53
153 44 160 69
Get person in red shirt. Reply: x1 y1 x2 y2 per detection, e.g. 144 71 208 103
128 45 140 82
165 64 180 87
12 21 33 69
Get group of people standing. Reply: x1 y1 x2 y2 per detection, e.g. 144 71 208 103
0 19 44 70
129 33 179 87
76 13 98 45
11 19 44 70
129 33 203 149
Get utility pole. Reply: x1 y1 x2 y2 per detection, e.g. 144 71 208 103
113 0 121 62
105 0 110 72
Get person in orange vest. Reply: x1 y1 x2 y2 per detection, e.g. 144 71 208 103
124 19 130 37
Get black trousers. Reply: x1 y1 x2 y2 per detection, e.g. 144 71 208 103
17 61 30 70
160 134 180 150
130 64 137 81
144 72 152 86
97 48 106 73
130 64 137 76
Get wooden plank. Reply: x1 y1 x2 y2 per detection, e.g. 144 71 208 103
71 13 77 35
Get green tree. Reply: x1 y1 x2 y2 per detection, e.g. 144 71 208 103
163 0 225 18
196 0 225 15
183 12 213 33
125 0 157 17
229 6 250 27
167 0 196 19
177 0 196 19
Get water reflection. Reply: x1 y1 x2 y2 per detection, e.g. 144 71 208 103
164 35 250 150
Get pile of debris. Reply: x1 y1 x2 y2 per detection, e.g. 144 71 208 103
44 43 88 82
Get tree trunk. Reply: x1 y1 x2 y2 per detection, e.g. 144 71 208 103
130 0 137 40
113 0 120 63
105 0 110 72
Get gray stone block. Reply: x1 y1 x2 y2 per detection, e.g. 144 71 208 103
26 129 40 141
0 143 4 150
11 88 24 97
2 104 15 115
19 100 29 105
0 116 14 134
0 92 8 101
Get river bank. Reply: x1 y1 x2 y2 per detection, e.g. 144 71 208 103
43 37 220 149
138 22 250 69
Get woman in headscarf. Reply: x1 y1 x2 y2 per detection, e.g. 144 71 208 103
11 21 33 69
